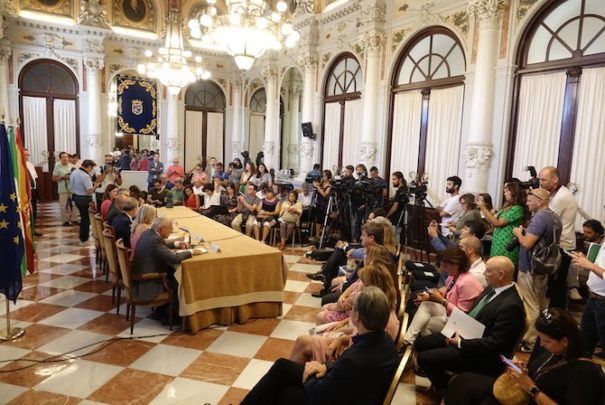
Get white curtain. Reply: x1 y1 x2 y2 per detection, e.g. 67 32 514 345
53 99 77 162
206 112 224 162
185 110 203 170
22 96 48 171
390 91 423 182
512 72 567 180
425 85 465 205
570 67 605 228
248 114 265 159
342 99 363 168
322 102 341 170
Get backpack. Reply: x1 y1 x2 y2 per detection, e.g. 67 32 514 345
531 210 561 276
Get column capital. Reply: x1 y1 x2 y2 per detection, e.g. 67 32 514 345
464 142 493 171
87 135 104 148
84 56 104 71
77 0 110 28
261 65 278 83
166 138 180 151
361 4 386 24
359 32 385 58
232 141 243 160
262 140 276 164
299 141 315 157
0 46 11 62
297 55 318 71
467 0 509 27
230 78 242 92
359 142 378 166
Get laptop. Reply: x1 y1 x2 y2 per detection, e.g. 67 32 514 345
209 205 229 215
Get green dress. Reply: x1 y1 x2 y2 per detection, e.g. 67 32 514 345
490 204 525 265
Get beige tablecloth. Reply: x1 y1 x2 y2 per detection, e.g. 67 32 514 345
158 206 287 333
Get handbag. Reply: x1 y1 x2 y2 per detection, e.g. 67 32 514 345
493 372 530 405
531 210 561 276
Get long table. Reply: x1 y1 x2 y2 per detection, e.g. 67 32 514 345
158 206 287 333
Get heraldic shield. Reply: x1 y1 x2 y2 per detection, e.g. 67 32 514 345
116 75 158 136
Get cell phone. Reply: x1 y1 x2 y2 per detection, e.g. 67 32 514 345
500 355 522 373
563 250 575 257
424 287 432 293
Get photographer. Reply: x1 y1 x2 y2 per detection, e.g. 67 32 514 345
369 166 388 207
52 151 75 226
513 188 562 353
94 154 122 210
386 171 408 226
350 164 369 242
309 170 332 243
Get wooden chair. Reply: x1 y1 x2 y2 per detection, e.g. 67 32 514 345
102 229 123 314
382 346 413 405
88 208 102 266
115 238 174 334
94 213 108 279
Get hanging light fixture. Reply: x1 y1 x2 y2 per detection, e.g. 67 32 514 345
138 7 211 96
188 0 300 71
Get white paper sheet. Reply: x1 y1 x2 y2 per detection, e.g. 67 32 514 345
441 307 485 339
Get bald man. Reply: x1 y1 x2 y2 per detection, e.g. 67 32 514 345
414 256 526 390
459 236 487 288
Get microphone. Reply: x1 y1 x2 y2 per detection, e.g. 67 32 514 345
179 227 191 245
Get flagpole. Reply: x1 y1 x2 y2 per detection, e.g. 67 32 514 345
0 297 25 341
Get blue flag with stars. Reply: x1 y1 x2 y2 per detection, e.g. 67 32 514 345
0 123 23 302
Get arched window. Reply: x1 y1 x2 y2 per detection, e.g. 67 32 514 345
248 88 266 159
387 28 466 205
19 59 80 202
508 0 605 226
321 53 363 169
184 80 226 169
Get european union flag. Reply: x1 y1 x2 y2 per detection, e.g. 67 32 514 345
116 75 158 136
0 123 23 302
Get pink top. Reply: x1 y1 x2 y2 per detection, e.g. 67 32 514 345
138 159 149 171
167 164 185 184
443 271 484 315
191 170 209 185
100 200 112 222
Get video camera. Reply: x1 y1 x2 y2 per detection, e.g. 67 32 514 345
305 172 322 184
519 166 540 190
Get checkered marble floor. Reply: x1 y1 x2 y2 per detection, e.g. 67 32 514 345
0 202 435 405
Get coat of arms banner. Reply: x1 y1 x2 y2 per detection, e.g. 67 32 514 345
116 75 158 136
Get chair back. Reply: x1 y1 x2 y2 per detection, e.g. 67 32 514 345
382 346 413 405
102 229 121 283
89 209 99 241
103 221 115 235
116 238 134 292
94 214 106 256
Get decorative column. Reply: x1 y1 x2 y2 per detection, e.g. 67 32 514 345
262 64 279 170
165 93 179 165
84 56 104 163
465 0 509 193
230 78 243 160
288 85 301 172
0 47 11 120
297 54 318 175
359 32 384 168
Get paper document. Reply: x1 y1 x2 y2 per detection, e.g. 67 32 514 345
441 307 485 339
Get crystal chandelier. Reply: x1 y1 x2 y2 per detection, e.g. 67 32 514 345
188 0 300 71
137 7 211 96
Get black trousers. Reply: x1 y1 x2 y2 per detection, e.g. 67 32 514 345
548 249 571 309
31 188 38 223
444 372 499 405
415 333 503 389
73 195 92 242
241 358 305 405
320 248 347 291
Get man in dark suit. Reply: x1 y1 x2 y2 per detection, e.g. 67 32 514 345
147 153 164 190
111 197 138 248
132 217 204 302
242 286 398 405
414 256 526 390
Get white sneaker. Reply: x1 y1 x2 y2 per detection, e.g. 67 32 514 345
568 287 582 301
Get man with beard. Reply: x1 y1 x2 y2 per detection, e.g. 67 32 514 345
436 176 463 237
386 171 408 227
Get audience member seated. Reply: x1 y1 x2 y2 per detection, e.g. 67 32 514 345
278 190 302 250
478 181 526 267
169 178 185 205
132 218 204 322
106 188 131 224
111 197 138 248
147 179 168 207
447 193 482 240
239 161 256 193
100 184 118 222
183 185 200 210
403 247 483 345
459 236 487 287
130 204 156 255
445 308 603 405
214 182 239 226
190 163 208 185
254 188 281 243
129 185 144 206
567 219 604 301
428 219 486 252
232 183 260 236
241 286 398 405
290 263 400 365
199 183 220 214
414 256 526 391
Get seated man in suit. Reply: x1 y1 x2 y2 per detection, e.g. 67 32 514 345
111 197 138 248
242 286 398 405
414 256 526 390
132 218 204 308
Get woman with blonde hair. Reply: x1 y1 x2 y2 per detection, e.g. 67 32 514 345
290 263 400 364
130 204 157 254
372 216 399 257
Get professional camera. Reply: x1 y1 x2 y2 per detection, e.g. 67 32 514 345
330 177 348 192
305 172 322 184
506 229 525 251
408 180 428 201
519 166 539 189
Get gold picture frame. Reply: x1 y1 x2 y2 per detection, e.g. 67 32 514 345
112 0 156 32
19 0 73 18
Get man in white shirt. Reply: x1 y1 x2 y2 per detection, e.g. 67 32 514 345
571 243 605 359
23 149 42 236
459 236 487 288
436 175 463 237
538 166 577 309
95 154 123 210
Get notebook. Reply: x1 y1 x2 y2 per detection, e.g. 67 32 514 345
587 243 602 263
